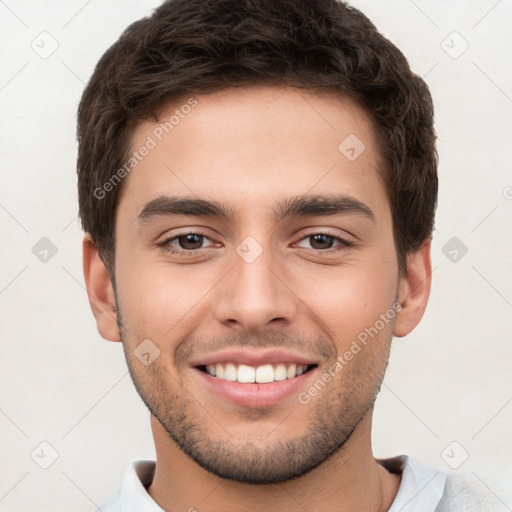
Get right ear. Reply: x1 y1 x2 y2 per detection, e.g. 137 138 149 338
82 233 121 342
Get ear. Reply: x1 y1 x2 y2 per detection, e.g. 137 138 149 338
393 238 432 338
82 233 121 342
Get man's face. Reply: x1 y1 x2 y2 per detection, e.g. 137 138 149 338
113 86 401 483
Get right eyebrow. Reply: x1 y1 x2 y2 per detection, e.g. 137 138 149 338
137 196 235 226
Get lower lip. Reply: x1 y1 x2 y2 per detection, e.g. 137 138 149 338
193 367 317 408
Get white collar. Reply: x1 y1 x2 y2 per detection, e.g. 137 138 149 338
115 460 164 512
383 455 447 512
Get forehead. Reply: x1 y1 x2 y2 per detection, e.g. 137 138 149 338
118 86 388 223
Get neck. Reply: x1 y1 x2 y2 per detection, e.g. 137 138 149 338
147 410 401 512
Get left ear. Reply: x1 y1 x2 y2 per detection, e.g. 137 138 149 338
393 238 432 338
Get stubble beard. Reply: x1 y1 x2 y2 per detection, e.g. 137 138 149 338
116 313 389 484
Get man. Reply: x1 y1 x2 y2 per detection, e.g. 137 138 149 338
77 0 505 510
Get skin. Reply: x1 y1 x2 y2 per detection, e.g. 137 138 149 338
83 86 432 512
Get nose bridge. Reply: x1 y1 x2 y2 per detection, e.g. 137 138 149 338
213 235 297 332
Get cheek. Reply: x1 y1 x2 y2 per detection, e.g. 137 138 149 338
290 259 398 343
116 264 219 341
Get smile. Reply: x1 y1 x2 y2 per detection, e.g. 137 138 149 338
190 349 320 407
199 362 316 383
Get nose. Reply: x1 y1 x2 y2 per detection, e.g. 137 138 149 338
212 243 298 334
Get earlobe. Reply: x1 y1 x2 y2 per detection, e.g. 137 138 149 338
393 238 432 338
82 233 121 342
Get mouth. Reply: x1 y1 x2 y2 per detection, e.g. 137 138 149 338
190 349 320 408
196 362 317 383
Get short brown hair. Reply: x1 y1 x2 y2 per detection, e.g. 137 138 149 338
77 0 438 278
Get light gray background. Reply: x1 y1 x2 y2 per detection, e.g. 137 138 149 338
1 1 511 510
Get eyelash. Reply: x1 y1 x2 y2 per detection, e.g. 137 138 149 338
157 231 355 256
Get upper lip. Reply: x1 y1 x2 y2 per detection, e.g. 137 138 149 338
190 348 319 367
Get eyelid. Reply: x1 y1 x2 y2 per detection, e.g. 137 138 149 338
157 229 218 253
292 230 355 250
294 226 355 242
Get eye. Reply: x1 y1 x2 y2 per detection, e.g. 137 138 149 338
295 233 354 252
157 231 216 254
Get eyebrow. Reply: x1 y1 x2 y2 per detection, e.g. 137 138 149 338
137 193 376 225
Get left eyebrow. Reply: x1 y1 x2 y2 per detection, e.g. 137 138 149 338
273 194 376 223
136 193 376 225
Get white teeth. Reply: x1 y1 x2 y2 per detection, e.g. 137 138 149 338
286 364 297 379
274 364 287 381
255 364 274 383
215 363 224 379
224 362 237 381
204 362 310 383
237 364 255 383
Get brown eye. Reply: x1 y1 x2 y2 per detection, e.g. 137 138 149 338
158 231 216 254
177 233 204 250
295 232 354 253
308 234 335 250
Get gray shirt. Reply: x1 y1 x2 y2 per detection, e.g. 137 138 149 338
96 455 510 511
